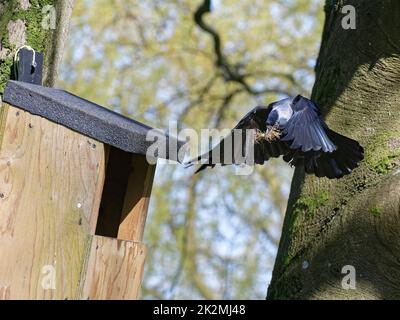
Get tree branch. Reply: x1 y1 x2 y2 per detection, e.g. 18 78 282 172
193 0 290 96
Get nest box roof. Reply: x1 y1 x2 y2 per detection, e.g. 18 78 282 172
3 81 185 162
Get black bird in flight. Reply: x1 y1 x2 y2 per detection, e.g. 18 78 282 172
186 95 364 179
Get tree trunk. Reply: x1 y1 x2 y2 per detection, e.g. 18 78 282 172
0 0 74 93
268 0 400 299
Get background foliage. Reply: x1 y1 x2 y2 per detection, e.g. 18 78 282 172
60 0 324 299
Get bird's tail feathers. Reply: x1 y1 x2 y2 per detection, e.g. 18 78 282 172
311 129 364 178
284 130 364 179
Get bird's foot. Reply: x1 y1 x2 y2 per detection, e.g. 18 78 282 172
265 125 282 142
255 129 266 144
255 125 281 143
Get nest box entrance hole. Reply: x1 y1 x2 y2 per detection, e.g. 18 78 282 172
95 146 156 242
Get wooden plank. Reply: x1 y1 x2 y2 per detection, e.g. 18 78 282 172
0 102 9 148
89 159 108 234
118 155 156 242
82 236 147 300
0 105 106 299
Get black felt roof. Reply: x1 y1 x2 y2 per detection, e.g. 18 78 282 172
3 81 185 162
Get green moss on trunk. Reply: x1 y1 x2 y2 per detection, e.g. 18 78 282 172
293 190 330 218
0 0 56 93
365 130 400 174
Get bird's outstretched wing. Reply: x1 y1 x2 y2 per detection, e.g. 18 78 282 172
281 96 337 153
186 105 289 173
280 96 364 178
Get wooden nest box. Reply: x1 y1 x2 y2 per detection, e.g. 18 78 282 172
0 80 183 300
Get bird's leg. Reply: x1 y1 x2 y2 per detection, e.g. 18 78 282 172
265 123 282 142
254 129 266 144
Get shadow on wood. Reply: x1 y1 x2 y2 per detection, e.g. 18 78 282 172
95 147 156 242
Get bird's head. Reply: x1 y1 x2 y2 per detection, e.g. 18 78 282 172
264 96 304 141
265 96 300 129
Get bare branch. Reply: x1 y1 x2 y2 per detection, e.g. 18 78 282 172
193 0 290 96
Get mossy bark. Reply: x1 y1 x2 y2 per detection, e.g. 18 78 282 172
268 0 400 299
0 0 74 93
